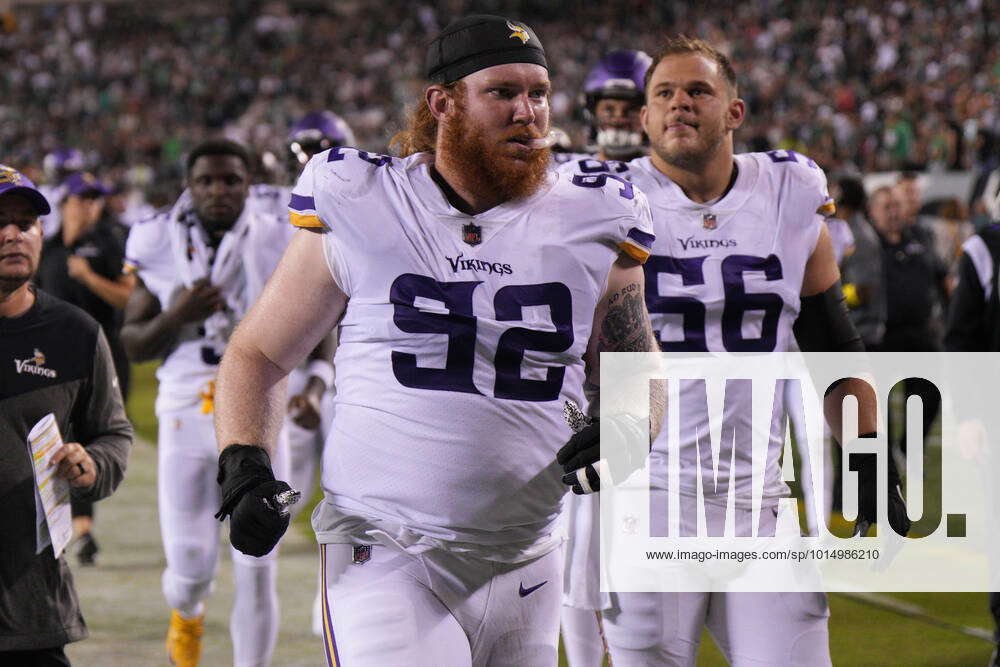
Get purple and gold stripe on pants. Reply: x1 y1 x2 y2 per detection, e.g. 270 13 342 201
320 545 341 666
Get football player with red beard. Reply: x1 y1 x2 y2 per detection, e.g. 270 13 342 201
211 14 664 666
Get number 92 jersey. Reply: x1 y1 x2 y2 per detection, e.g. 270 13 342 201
290 148 654 562
560 151 835 507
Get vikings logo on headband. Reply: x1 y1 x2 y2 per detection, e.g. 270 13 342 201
506 20 530 44
426 14 547 84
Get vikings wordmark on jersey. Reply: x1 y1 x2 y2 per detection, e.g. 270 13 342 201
289 146 654 562
559 149 835 516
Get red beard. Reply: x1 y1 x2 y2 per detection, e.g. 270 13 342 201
441 107 551 204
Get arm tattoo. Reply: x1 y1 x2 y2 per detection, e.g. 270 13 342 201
596 281 666 441
599 282 658 353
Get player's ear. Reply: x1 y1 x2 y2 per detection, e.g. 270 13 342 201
726 96 746 132
640 104 649 135
426 85 453 121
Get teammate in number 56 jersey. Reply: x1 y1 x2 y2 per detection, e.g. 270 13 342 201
558 37 907 667
212 15 663 666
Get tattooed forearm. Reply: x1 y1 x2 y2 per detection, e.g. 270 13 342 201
593 280 666 443
598 283 658 353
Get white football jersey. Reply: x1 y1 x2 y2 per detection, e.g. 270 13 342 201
826 216 855 265
250 183 293 223
551 151 594 167
124 199 291 414
290 148 654 561
563 151 835 508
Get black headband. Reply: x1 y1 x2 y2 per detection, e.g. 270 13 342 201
426 14 547 84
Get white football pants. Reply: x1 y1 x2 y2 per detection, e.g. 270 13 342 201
158 406 289 667
319 542 564 666
601 504 831 667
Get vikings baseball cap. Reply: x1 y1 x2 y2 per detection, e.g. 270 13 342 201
0 164 51 215
62 171 111 199
426 14 547 84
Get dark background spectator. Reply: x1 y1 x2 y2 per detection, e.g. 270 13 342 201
837 176 887 349
869 185 949 352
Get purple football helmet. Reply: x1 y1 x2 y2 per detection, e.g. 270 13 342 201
42 148 86 181
584 50 652 110
583 50 652 159
288 111 356 166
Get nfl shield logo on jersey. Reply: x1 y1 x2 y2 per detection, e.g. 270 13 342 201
702 213 717 230
462 222 483 246
352 545 372 565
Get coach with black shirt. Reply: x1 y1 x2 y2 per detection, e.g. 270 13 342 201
36 171 135 565
0 165 132 666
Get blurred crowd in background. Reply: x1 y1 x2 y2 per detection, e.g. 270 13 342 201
2 0 999 356
1 0 998 194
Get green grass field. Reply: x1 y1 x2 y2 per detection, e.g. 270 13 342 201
124 362 995 665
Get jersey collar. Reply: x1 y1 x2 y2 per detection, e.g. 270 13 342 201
634 153 760 215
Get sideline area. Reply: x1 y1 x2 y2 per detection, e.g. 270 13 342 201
64 437 324 666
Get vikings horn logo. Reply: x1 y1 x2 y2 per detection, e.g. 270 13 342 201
506 20 529 44
33 348 46 365
0 166 21 185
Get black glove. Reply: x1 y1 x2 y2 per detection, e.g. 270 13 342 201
557 414 649 495
215 445 298 557
557 420 604 494
850 433 911 537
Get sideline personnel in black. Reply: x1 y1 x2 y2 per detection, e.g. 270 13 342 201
36 171 135 566
0 164 132 666
37 172 134 397
868 185 945 457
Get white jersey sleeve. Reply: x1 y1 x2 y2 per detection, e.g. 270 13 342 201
288 148 395 294
554 167 653 263
759 149 836 257
124 211 220 414
287 154 330 229
244 206 296 304
123 211 176 310
250 183 292 223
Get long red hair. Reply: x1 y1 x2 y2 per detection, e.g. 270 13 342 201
389 82 463 156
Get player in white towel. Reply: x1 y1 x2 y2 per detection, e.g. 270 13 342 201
121 138 291 667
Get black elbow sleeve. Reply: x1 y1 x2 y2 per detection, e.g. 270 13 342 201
794 281 866 352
